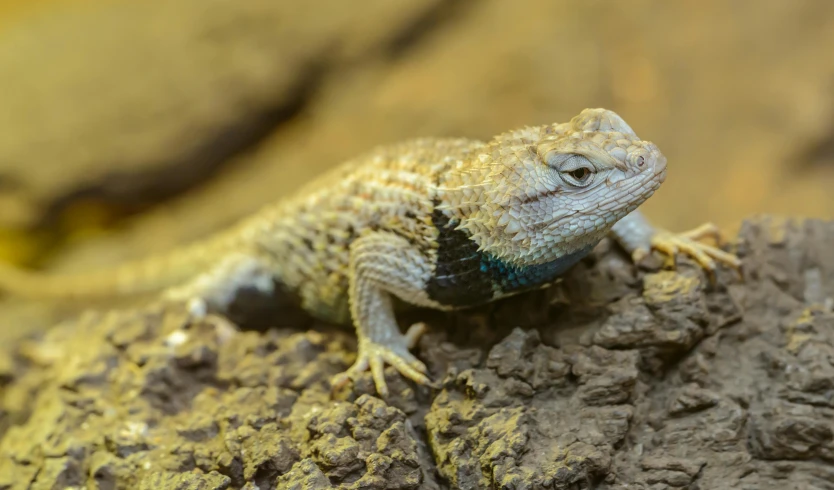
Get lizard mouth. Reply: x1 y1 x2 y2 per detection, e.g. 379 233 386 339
656 167 667 184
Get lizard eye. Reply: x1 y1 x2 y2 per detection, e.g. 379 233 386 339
569 167 591 182
562 165 594 187
544 152 597 187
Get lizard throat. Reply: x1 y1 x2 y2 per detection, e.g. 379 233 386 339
425 202 597 308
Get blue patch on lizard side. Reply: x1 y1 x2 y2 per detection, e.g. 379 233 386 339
479 244 595 294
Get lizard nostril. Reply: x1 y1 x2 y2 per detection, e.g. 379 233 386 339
637 156 645 168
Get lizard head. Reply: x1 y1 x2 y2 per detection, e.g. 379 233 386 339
448 108 667 265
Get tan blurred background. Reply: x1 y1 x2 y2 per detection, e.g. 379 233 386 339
0 0 832 271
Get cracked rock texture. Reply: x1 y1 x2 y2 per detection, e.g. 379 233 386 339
1 215 832 489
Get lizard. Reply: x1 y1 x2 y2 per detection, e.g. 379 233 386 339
0 108 740 397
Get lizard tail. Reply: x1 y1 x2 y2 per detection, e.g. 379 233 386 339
0 235 236 300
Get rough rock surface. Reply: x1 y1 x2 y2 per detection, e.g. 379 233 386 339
1 215 832 489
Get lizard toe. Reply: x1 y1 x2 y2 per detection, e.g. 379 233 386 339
701 244 742 271
331 340 434 397
648 233 679 268
650 226 742 280
675 239 717 272
679 222 723 244
404 322 428 349
329 353 369 391
369 354 389 398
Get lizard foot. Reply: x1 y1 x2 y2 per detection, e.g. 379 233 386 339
646 223 742 280
331 322 432 397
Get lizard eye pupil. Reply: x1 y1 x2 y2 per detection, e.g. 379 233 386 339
570 168 590 181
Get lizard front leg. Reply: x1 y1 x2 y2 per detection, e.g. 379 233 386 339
330 232 436 397
610 210 741 277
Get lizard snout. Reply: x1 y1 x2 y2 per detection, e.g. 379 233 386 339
652 154 668 183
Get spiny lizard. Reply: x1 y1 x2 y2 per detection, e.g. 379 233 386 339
0 108 740 396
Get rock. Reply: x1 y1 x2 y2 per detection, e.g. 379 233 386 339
0 216 832 488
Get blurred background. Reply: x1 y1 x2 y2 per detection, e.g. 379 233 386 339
0 0 832 272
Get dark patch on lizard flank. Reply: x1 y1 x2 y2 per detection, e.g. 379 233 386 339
426 201 494 307
426 197 599 307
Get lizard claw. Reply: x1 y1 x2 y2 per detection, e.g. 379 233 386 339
647 223 741 280
331 323 432 397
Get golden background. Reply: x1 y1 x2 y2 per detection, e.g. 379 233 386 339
0 0 831 270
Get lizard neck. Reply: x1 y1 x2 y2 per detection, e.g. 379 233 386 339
435 169 609 267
